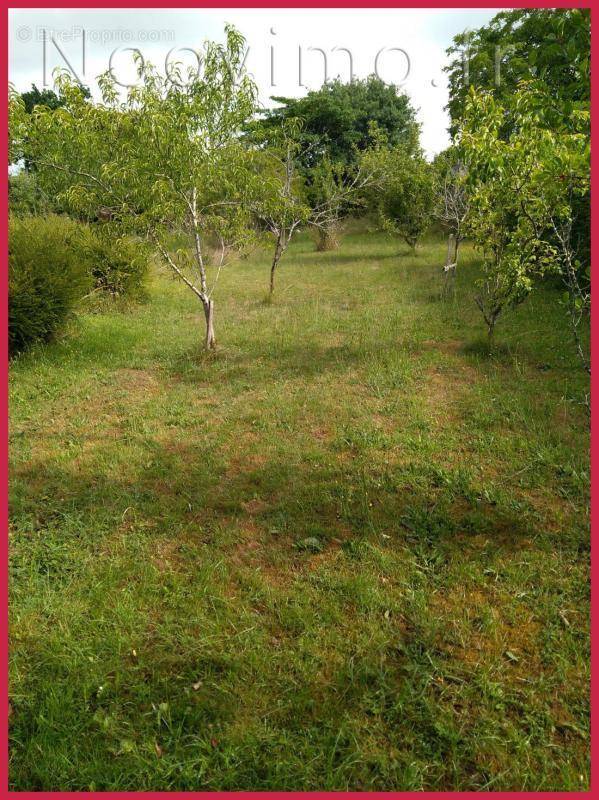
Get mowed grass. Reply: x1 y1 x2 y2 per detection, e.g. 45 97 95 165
9 229 590 790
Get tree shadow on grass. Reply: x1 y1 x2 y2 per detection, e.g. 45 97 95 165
461 338 511 359
291 250 403 267
10 433 586 791
11 434 561 568
165 337 395 385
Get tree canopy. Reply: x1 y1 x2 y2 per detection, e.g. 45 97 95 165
19 82 91 114
445 8 590 138
259 76 419 169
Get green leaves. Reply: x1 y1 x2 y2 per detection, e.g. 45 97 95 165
366 146 435 249
24 26 261 265
446 9 590 139
258 76 419 171
8 87 28 164
459 81 589 341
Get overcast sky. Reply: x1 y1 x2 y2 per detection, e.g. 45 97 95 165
8 7 502 157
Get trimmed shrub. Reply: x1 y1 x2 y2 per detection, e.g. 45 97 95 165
76 226 149 301
9 215 91 355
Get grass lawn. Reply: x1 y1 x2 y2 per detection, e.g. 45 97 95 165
9 229 590 791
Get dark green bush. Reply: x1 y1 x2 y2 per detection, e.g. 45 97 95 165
8 172 50 217
9 215 91 355
77 227 149 300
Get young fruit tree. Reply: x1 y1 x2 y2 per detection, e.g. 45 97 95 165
459 84 588 348
248 121 386 294
363 146 435 252
305 158 346 252
23 26 262 350
433 147 469 293
306 150 387 252
248 120 311 297
259 77 420 252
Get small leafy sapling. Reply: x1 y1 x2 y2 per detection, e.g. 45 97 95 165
460 84 587 348
249 119 311 297
555 217 590 378
305 128 389 253
364 145 435 252
249 121 386 295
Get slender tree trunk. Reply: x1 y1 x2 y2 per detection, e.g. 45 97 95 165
152 222 216 351
203 298 216 350
189 189 217 350
487 316 496 350
445 234 454 266
270 232 285 297
562 250 591 375
442 234 457 298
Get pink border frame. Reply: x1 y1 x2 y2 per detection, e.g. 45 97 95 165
2 2 593 796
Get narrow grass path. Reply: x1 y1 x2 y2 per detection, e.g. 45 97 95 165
9 231 589 790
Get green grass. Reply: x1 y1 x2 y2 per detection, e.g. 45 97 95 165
9 230 590 790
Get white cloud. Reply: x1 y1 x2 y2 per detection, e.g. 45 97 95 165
9 7 500 157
